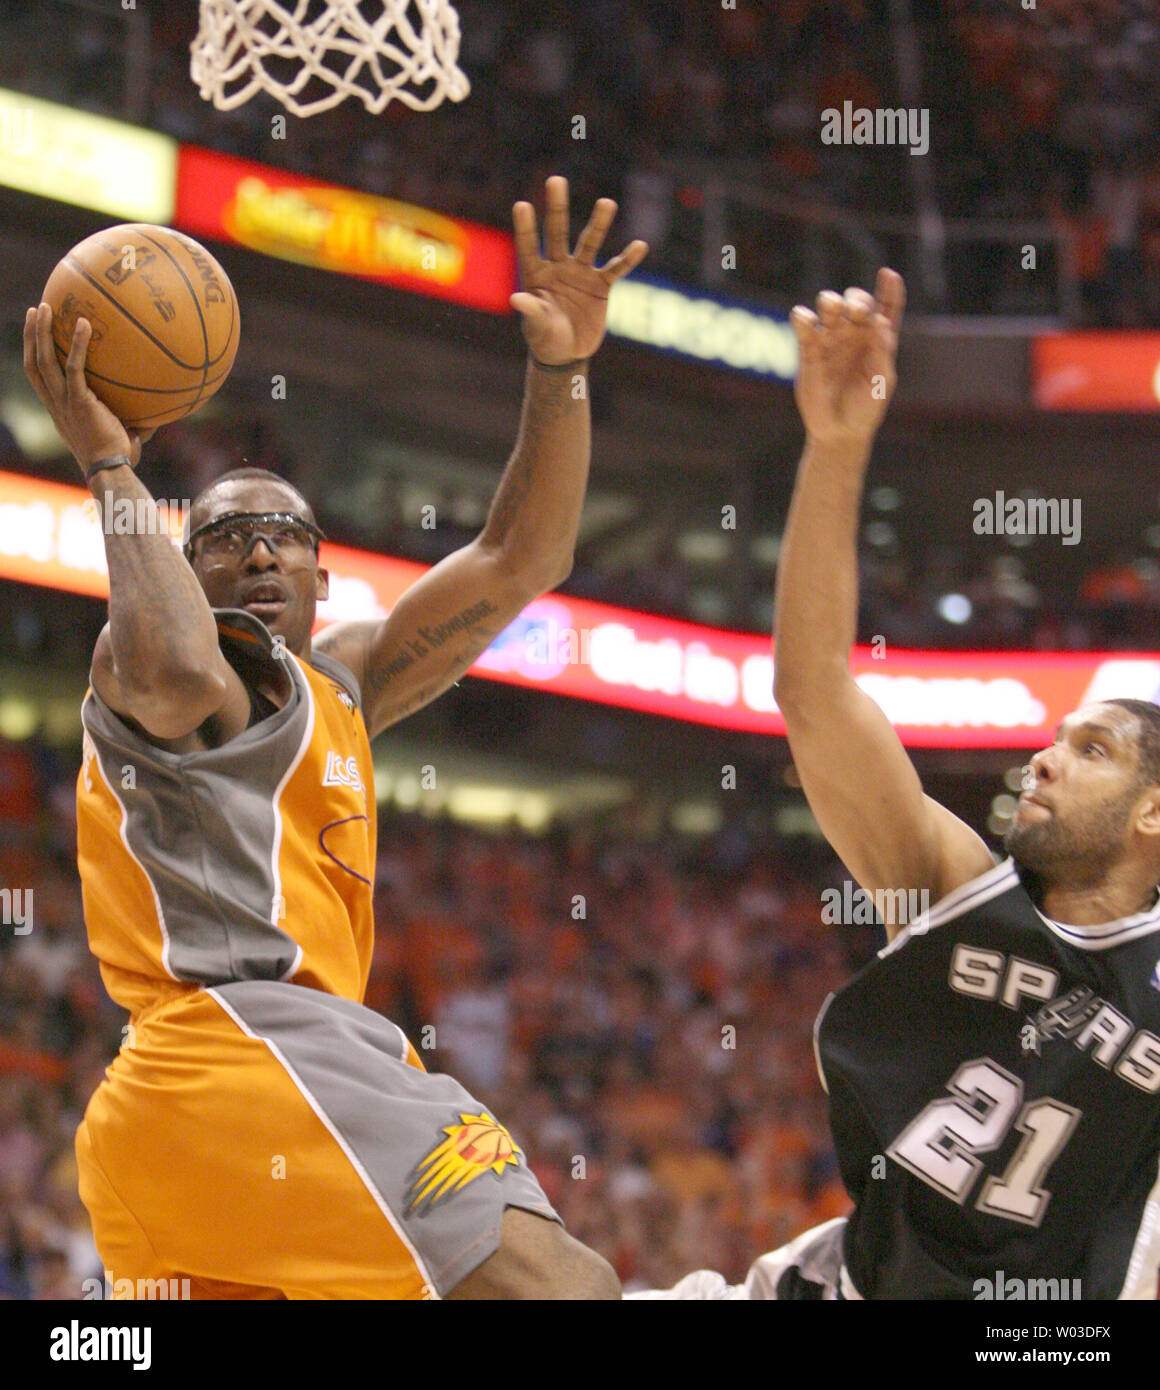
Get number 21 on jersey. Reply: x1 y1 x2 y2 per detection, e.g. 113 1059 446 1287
887 1058 1081 1227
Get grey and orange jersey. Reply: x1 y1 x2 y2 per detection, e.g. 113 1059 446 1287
77 609 378 1017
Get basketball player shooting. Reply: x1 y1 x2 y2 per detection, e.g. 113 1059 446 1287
636 270 1160 1300
22 177 646 1300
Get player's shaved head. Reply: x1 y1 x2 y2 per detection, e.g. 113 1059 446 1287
189 467 318 534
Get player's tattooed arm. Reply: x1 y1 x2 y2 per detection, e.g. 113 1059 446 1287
484 174 646 574
314 364 586 738
316 178 648 740
23 305 246 741
313 578 508 738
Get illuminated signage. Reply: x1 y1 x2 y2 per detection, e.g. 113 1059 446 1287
1033 333 1160 412
175 145 516 313
2 469 1154 749
0 86 176 222
606 276 798 379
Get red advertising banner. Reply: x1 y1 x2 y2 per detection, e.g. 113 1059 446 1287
1032 333 1160 411
175 145 516 314
3 469 1158 749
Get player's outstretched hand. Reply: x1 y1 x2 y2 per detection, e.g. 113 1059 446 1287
790 268 905 447
23 305 154 477
511 176 648 366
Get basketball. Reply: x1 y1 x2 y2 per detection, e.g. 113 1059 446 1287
40 224 241 431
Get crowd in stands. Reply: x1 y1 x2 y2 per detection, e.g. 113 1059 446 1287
856 549 1160 652
0 730 872 1297
939 0 1160 324
3 0 1159 322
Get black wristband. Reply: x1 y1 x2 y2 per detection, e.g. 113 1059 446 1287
84 455 132 480
529 355 589 373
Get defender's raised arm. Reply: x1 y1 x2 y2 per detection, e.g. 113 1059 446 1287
773 271 991 934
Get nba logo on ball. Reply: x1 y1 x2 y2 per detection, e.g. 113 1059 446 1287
406 1113 522 1215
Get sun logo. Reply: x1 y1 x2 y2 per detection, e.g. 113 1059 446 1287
407 1112 522 1215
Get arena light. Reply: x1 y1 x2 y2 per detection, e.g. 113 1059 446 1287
605 276 798 380
174 144 516 314
937 593 972 624
0 695 38 740
0 86 176 222
4 469 1160 751
1032 333 1160 412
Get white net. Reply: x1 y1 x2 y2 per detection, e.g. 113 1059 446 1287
191 0 471 117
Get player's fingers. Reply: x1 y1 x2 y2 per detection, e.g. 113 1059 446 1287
64 318 92 400
22 309 51 402
875 267 906 335
33 303 66 401
843 288 876 324
573 197 617 266
510 291 548 320
826 302 859 355
512 200 542 278
543 175 570 261
815 290 845 328
599 239 649 283
790 305 822 360
867 312 899 381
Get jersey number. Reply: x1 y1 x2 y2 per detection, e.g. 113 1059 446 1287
886 1058 1081 1226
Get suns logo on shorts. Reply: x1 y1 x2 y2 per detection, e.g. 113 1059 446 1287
406 1112 522 1215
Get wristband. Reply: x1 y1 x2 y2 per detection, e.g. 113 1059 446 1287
530 355 589 373
84 455 132 480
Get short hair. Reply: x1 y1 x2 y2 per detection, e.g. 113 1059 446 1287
1103 698 1160 788
188 467 317 534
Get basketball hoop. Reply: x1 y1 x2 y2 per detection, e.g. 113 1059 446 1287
190 0 471 117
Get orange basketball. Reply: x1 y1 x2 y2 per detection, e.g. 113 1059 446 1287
452 1121 514 1166
41 224 240 430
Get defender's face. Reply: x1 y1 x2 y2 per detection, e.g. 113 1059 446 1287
1005 703 1149 880
186 480 328 658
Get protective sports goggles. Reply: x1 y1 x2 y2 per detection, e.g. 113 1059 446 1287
183 510 326 560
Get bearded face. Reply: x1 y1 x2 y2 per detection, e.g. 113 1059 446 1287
1003 703 1156 890
1003 777 1143 887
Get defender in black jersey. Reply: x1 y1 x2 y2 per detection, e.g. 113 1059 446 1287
612 270 1160 1305
633 273 1160 1304
760 270 1160 1301
817 850 1160 1298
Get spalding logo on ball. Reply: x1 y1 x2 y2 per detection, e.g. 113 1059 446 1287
42 224 240 430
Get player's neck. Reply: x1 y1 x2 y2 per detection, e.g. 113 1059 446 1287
1034 871 1159 927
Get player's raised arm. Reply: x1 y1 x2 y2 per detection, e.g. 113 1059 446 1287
23 305 249 741
773 271 992 934
314 176 648 739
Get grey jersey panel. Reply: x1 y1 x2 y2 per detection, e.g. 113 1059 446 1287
210 980 560 1296
307 647 363 715
81 610 313 985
